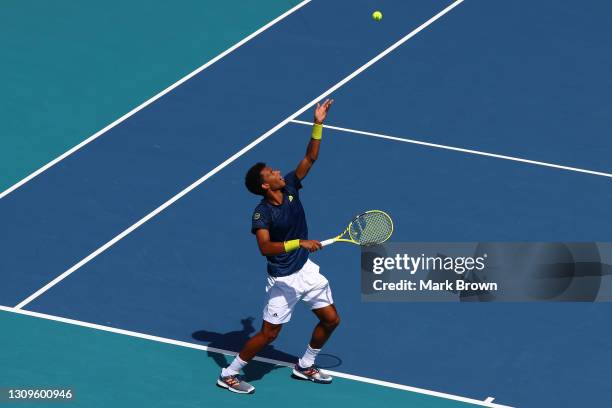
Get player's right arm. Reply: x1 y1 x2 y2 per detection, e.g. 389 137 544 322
255 229 322 255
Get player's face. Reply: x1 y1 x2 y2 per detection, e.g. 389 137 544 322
260 166 286 191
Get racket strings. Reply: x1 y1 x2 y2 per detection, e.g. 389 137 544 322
349 212 393 245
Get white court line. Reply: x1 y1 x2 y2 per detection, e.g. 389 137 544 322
0 305 512 407
291 120 612 179
14 0 466 309
0 0 312 201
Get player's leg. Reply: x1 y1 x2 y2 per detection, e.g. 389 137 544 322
309 304 340 349
218 321 283 394
237 320 282 361
218 276 298 393
297 304 340 368
294 262 337 383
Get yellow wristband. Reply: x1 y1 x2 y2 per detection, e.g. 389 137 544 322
283 239 300 253
311 123 323 140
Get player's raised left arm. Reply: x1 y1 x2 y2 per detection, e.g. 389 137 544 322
295 99 333 180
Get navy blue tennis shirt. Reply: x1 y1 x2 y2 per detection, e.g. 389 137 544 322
251 171 309 277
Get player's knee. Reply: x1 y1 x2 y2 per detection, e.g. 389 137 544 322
323 314 340 330
264 331 279 343
262 325 282 343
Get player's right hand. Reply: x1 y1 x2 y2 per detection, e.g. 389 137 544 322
300 240 322 252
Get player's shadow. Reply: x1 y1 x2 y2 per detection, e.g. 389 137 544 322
192 317 298 382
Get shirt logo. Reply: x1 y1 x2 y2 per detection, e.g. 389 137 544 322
288 195 294 202
253 213 261 220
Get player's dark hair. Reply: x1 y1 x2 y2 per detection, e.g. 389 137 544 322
245 162 267 196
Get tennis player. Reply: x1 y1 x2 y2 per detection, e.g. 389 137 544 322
217 99 338 394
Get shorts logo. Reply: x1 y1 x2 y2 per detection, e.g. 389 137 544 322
288 195 294 202
273 313 278 317
253 213 261 220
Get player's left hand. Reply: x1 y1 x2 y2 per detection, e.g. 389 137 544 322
314 98 334 124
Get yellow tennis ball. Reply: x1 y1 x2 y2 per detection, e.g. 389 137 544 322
372 11 383 21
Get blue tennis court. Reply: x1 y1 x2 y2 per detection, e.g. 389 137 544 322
2 1 611 407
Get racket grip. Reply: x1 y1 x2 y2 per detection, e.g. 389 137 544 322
320 238 335 247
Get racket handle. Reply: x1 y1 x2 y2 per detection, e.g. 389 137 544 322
321 238 335 247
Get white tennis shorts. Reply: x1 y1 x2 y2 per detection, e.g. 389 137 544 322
263 259 334 325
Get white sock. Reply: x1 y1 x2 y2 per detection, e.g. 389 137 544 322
298 345 321 368
222 355 247 377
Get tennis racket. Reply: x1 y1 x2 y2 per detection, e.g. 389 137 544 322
321 210 393 247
